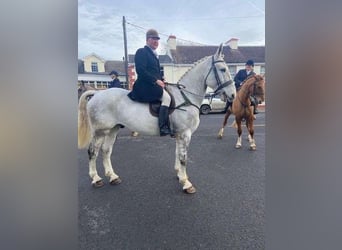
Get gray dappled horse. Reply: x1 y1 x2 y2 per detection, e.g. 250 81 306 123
78 44 236 193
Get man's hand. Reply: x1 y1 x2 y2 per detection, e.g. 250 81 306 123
156 79 165 88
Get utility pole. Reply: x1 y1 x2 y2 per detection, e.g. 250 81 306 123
122 16 129 89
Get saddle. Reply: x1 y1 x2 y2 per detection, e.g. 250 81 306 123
149 89 176 117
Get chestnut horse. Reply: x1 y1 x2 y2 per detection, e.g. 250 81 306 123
217 75 265 150
78 81 98 101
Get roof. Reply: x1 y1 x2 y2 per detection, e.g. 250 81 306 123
104 61 125 75
83 53 105 62
78 44 265 74
170 45 265 64
237 46 265 64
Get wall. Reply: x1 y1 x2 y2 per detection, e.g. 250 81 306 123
83 55 105 73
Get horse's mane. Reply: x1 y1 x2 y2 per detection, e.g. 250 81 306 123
240 75 264 89
177 56 210 84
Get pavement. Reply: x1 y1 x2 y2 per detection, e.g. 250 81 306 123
79 112 265 249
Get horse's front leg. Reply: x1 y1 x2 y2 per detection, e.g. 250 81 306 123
235 118 243 149
88 135 105 187
175 130 196 194
246 118 256 150
217 109 231 139
101 127 122 185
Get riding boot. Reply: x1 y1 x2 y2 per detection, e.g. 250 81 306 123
250 96 259 114
159 105 171 136
253 103 259 114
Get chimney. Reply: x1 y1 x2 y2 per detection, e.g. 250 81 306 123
226 38 239 50
167 35 177 50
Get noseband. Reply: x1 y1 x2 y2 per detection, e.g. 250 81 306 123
205 56 233 95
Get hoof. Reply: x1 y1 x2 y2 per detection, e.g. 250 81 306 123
249 146 256 151
131 131 139 137
217 134 223 139
184 186 196 194
92 180 104 188
235 144 242 149
110 178 122 185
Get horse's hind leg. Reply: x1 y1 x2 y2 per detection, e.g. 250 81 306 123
88 135 105 187
217 110 231 139
235 118 243 149
175 129 196 194
101 127 122 185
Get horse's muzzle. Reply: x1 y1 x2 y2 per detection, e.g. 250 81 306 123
227 93 235 103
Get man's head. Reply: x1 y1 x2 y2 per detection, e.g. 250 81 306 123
109 70 118 79
146 29 160 50
245 59 254 71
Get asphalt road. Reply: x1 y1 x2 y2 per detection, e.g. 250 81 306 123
79 112 265 250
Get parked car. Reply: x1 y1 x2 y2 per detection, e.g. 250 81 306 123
200 93 227 115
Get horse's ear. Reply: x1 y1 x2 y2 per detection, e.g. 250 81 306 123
215 43 224 58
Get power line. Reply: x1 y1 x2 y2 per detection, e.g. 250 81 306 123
143 15 264 22
126 21 206 46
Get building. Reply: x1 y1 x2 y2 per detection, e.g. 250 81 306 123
78 53 127 89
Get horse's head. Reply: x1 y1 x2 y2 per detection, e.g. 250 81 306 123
252 75 265 103
205 44 236 102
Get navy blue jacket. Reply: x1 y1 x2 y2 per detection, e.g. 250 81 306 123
234 69 256 90
108 78 121 88
128 46 163 102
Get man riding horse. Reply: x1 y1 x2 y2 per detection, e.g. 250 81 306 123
225 59 259 114
128 29 172 137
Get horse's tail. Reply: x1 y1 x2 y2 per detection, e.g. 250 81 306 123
78 90 97 149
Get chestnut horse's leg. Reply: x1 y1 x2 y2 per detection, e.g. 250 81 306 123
217 109 231 139
235 117 243 149
246 115 256 150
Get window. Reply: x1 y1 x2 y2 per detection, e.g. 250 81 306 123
91 62 98 72
228 65 236 78
97 82 103 88
121 80 128 89
89 81 95 88
103 81 109 88
260 65 265 76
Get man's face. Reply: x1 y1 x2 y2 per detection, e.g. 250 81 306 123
245 65 253 71
147 37 159 50
110 74 116 79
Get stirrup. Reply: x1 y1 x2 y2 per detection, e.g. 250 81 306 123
160 127 171 136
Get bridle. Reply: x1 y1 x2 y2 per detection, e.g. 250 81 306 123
238 76 261 108
204 56 233 96
168 56 233 111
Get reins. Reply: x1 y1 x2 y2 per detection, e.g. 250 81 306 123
166 83 202 111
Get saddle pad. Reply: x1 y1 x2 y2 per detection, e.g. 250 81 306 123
149 90 176 117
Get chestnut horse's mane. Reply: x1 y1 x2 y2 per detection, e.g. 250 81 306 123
238 75 265 99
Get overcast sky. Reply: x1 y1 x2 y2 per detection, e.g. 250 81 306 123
78 0 265 60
